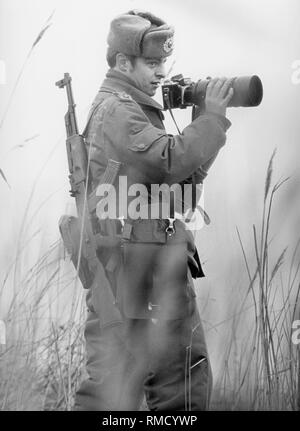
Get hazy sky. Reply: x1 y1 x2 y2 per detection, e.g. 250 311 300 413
0 0 299 363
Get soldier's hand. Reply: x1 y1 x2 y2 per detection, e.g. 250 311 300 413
204 77 234 117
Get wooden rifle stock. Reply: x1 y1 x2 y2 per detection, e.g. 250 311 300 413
56 73 122 327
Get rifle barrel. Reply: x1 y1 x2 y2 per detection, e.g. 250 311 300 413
56 73 79 136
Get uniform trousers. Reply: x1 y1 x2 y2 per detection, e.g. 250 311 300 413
74 293 212 411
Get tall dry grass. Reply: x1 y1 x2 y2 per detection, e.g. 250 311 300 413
0 152 299 411
212 151 300 411
0 228 86 411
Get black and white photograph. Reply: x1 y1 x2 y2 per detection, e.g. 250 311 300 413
0 0 299 417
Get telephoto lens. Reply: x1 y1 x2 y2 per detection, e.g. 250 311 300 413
191 75 263 107
162 75 263 109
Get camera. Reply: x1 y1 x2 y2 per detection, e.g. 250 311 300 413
161 74 263 110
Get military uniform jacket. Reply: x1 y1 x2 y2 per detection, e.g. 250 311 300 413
86 69 231 191
84 69 231 319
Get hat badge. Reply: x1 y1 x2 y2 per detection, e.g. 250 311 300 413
163 37 174 53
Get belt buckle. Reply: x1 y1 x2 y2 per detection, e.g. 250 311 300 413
165 218 176 236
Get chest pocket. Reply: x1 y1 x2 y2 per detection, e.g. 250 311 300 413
129 124 165 152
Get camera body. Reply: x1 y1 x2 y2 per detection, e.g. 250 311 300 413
161 74 263 110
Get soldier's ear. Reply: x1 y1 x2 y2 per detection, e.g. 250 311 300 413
115 53 132 72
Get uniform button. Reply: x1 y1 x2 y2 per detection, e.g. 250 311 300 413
137 143 146 149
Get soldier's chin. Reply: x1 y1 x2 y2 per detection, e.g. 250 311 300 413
147 86 157 96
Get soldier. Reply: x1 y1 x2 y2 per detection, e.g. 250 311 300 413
74 10 233 411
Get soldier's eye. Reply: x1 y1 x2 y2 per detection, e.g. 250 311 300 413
148 61 158 67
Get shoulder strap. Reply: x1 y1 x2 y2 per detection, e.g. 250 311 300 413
82 90 121 138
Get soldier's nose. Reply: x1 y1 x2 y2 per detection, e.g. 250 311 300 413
155 68 166 80
155 61 167 79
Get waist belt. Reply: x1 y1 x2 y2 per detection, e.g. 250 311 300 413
92 217 204 279
93 217 180 244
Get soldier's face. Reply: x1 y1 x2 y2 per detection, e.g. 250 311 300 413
128 57 168 96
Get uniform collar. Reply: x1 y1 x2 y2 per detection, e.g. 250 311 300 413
100 69 163 111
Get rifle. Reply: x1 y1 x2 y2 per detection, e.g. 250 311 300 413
56 73 122 327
